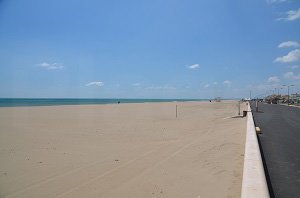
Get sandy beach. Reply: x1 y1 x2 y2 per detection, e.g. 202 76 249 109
0 101 246 198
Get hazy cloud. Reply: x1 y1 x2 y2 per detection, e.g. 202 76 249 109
284 71 300 80
37 62 64 70
85 81 104 87
146 85 176 90
204 84 210 88
223 80 232 86
274 49 300 63
132 83 141 86
278 41 300 48
256 83 279 91
289 65 300 69
268 76 280 83
187 64 200 69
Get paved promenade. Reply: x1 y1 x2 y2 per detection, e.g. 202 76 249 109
250 102 300 198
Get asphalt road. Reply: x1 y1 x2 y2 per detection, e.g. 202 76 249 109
250 102 300 198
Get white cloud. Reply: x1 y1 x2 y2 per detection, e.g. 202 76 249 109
223 80 231 86
187 64 200 69
213 82 218 85
278 41 300 48
284 71 300 80
267 76 280 83
278 8 300 21
85 81 104 87
267 0 288 3
146 85 176 90
204 84 210 88
289 65 300 69
37 62 64 70
132 83 141 86
274 49 300 63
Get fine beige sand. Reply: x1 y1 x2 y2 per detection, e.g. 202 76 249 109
0 101 246 198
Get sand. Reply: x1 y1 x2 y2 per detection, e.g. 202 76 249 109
0 101 246 198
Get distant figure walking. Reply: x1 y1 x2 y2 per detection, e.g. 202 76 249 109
118 101 120 104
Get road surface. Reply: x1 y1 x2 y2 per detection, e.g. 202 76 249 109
250 102 300 198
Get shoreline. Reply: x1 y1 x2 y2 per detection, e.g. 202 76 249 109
0 98 209 108
0 99 239 108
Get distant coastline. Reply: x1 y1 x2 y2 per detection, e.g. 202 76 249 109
0 98 211 107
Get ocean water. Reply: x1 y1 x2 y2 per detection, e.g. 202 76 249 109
0 98 208 107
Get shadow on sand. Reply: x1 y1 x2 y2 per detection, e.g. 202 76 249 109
231 115 245 118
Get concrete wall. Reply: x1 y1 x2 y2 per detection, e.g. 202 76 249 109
241 103 269 198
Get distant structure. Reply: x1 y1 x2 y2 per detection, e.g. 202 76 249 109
215 97 221 102
291 93 300 102
264 93 300 104
265 94 281 104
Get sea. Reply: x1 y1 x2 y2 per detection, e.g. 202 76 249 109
0 98 209 107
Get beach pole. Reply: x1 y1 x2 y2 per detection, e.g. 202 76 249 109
176 104 178 118
238 101 241 115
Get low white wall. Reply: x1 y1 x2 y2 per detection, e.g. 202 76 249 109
241 103 269 198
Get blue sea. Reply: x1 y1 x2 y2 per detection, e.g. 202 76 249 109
0 98 209 107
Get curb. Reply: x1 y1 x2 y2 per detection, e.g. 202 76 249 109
241 103 269 198
280 103 300 109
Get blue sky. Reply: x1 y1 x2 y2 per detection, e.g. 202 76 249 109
0 0 300 99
